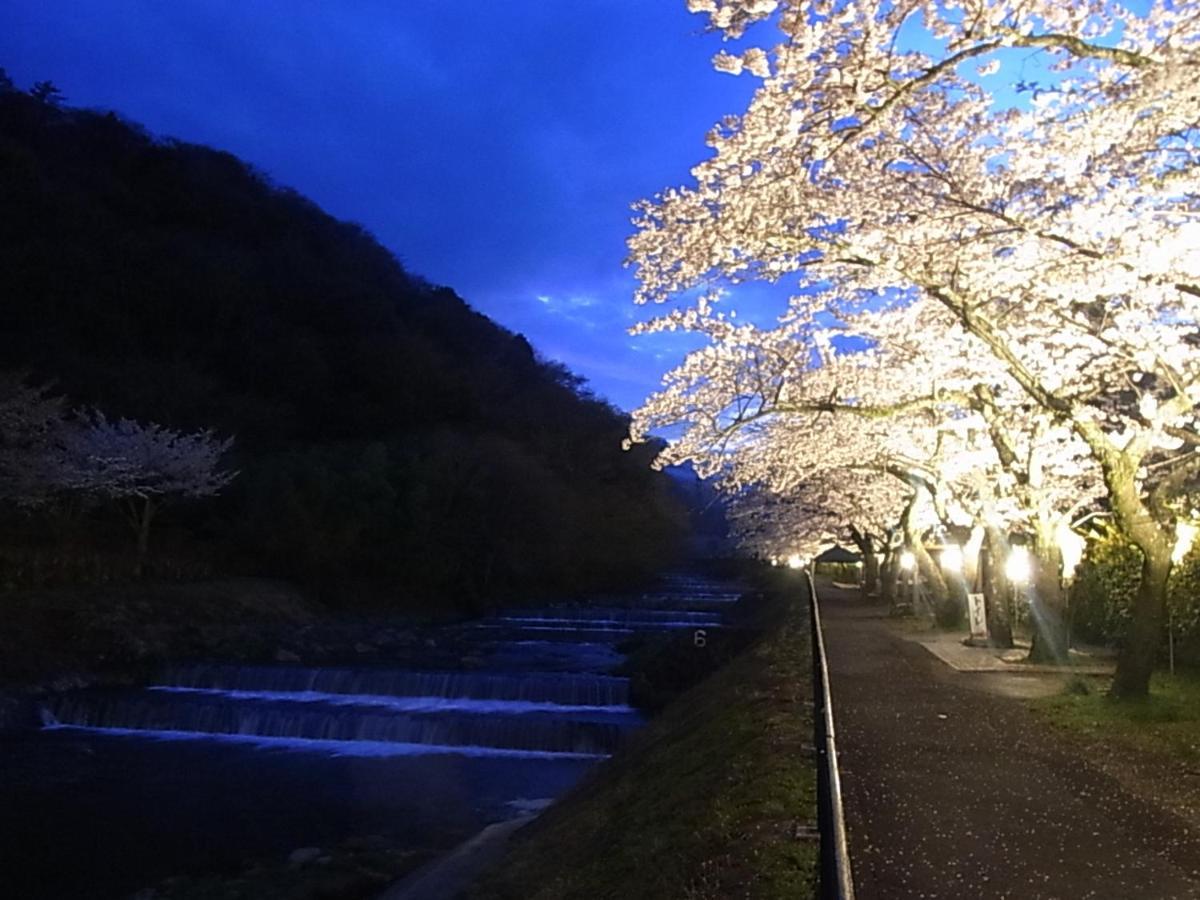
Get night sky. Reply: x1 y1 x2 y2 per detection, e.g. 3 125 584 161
0 1 767 412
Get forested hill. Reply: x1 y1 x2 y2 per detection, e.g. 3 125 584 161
0 76 685 609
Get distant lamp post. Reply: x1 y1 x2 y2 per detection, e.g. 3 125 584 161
786 553 803 570
899 551 915 571
940 543 963 574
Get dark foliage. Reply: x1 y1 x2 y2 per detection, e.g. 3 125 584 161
0 81 685 609
1071 525 1200 667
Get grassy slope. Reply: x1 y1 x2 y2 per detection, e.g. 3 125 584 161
467 582 819 900
1030 671 1200 766
1029 671 1200 829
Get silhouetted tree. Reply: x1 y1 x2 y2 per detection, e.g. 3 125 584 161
28 80 63 105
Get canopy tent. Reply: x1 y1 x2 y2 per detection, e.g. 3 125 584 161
814 545 862 564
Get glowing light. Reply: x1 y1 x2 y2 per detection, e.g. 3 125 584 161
940 543 963 573
786 553 803 569
1005 547 1031 584
964 526 984 566
1056 520 1086 581
899 551 915 571
1173 521 1198 565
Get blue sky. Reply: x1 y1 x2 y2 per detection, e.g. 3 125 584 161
0 1 767 412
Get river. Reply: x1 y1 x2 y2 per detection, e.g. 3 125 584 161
0 573 741 899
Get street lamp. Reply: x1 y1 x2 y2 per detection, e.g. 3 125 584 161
899 551 915 571
940 543 963 574
786 553 803 570
1005 547 1030 584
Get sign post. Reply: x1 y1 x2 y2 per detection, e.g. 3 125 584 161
966 592 988 644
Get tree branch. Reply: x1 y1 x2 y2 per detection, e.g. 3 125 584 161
1004 31 1154 68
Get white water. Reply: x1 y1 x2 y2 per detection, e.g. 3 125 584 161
146 686 635 715
42 724 608 760
468 623 636 635
41 574 740 761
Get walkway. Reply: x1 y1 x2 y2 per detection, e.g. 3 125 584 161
820 584 1200 900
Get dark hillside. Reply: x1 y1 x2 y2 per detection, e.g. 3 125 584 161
0 77 684 608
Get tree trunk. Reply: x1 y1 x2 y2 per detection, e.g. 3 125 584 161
863 549 880 599
911 539 948 613
1027 522 1068 664
886 553 904 611
912 540 950 624
941 546 970 623
1082 443 1174 698
848 527 879 601
1111 536 1172 698
981 526 1013 648
880 542 897 609
898 489 948 613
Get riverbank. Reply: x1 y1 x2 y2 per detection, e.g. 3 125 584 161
0 576 477 714
464 572 819 900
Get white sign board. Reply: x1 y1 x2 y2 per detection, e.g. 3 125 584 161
967 592 988 642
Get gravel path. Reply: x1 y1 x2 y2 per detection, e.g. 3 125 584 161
820 584 1200 900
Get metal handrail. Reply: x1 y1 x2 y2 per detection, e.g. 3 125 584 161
807 572 856 900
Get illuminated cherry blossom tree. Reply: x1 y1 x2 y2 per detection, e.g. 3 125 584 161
630 296 1104 648
629 1 1199 695
60 414 236 577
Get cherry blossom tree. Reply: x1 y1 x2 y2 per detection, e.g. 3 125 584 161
630 0 1200 696
59 414 237 577
629 295 1103 646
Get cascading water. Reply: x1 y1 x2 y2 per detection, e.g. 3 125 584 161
45 689 637 756
154 664 633 706
7 571 742 900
